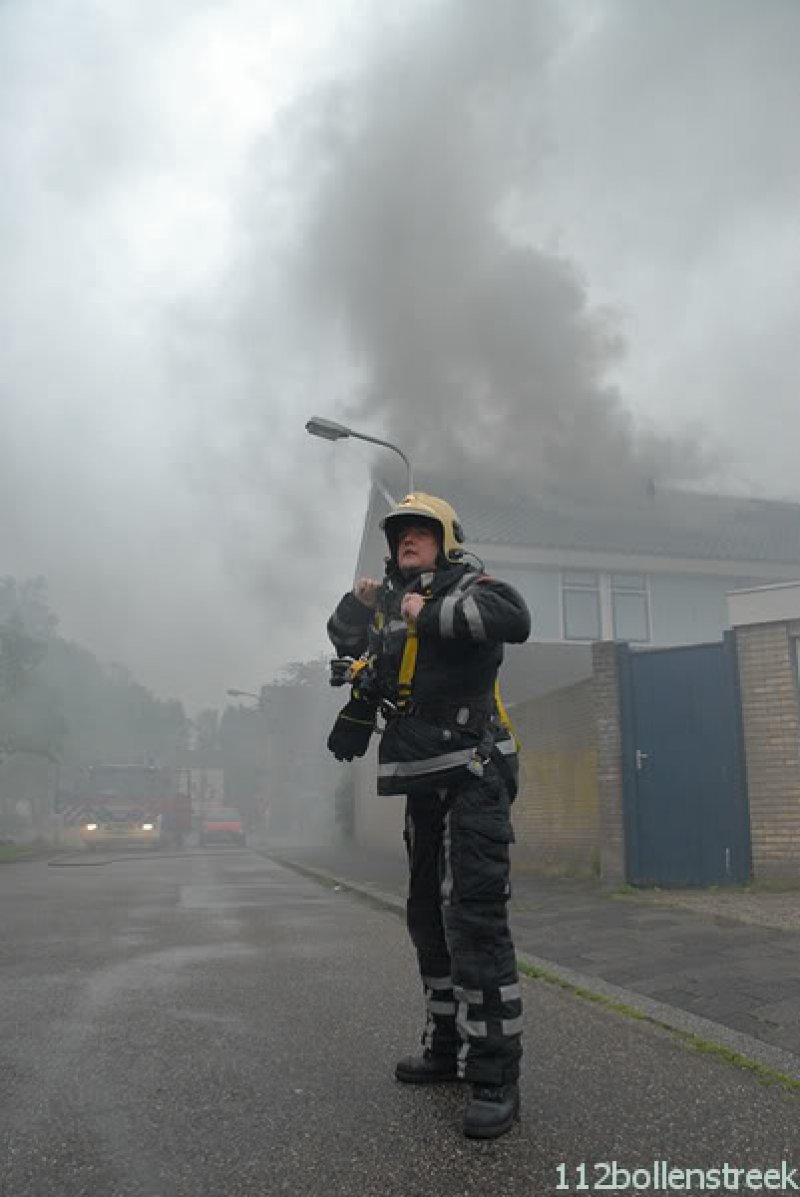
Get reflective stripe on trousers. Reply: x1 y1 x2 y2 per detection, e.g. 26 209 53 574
421 974 456 1051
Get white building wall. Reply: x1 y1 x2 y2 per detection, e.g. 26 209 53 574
728 580 800 628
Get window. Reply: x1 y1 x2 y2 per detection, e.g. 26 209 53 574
562 571 601 640
560 570 652 642
612 573 650 642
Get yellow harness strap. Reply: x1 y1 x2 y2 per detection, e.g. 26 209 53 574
394 614 519 748
396 624 419 710
494 679 521 750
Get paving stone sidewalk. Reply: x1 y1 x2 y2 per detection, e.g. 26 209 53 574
266 839 800 1074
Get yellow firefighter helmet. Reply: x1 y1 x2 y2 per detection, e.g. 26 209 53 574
380 492 465 563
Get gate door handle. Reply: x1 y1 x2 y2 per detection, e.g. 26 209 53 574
635 749 649 772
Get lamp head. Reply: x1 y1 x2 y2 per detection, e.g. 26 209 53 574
305 417 351 442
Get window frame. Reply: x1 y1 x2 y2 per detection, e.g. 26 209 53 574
560 569 653 643
560 570 602 642
611 572 652 643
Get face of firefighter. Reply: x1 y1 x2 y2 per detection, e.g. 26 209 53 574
396 523 441 574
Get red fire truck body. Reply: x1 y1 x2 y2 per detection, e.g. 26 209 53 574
78 764 191 851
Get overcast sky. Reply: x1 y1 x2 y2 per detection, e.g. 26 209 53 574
2 0 799 711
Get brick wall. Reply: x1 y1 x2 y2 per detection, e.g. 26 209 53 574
511 677 600 876
735 621 800 880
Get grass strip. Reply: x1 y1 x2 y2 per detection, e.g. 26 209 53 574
517 960 800 1095
0 843 41 863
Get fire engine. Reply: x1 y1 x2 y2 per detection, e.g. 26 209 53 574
78 763 191 851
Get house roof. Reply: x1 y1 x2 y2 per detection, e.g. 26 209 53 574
425 483 800 566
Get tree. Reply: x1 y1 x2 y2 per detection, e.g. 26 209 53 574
0 575 194 840
0 616 45 697
0 583 64 837
0 576 57 641
41 639 190 767
0 576 191 772
194 709 221 755
0 609 63 763
272 657 329 687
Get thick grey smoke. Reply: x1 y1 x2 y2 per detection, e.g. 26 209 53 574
282 0 713 499
526 0 800 494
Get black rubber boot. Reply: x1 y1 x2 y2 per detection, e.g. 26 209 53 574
463 1083 520 1139
395 1050 461 1085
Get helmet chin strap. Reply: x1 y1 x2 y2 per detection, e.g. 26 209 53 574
399 552 460 578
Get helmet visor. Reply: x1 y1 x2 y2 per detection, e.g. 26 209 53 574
383 513 443 557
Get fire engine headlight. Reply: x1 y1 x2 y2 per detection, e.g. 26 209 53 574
85 823 98 832
141 822 154 831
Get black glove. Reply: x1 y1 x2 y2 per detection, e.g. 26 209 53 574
327 696 377 762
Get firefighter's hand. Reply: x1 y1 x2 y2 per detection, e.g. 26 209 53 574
354 578 381 609
327 696 377 761
401 594 425 623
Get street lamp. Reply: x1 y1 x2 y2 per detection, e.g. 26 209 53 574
305 416 414 493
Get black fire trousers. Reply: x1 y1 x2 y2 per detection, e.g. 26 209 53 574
403 762 522 1086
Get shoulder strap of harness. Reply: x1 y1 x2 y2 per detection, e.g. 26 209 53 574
396 617 421 711
394 571 520 745
493 679 520 750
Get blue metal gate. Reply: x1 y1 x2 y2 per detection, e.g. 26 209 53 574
618 634 751 887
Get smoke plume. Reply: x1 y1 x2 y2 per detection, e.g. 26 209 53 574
278 0 712 500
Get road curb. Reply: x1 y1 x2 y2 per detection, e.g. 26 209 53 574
267 852 800 1088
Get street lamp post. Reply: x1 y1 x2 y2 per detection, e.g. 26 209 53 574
305 416 414 494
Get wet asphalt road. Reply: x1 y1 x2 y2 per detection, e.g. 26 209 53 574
1 850 798 1197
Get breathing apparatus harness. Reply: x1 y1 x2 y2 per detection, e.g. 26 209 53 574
327 565 520 794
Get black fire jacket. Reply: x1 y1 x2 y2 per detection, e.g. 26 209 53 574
327 561 531 725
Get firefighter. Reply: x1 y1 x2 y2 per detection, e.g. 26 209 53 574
326 493 531 1139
